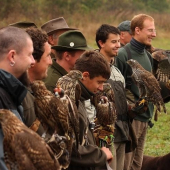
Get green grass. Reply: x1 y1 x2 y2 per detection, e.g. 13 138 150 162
144 102 170 156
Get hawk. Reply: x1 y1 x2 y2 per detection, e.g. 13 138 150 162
92 83 116 127
56 70 83 107
0 109 60 170
92 83 117 148
31 80 76 169
152 49 170 89
54 71 81 152
127 59 166 121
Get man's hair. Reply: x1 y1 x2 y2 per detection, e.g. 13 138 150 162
26 27 48 62
74 51 110 79
56 50 82 60
95 24 120 49
0 26 31 59
131 14 154 35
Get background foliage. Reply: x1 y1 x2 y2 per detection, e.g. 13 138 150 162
1 0 170 156
1 0 170 49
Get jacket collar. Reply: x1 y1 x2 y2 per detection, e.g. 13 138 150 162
130 38 146 53
51 59 68 76
0 69 27 105
79 81 94 101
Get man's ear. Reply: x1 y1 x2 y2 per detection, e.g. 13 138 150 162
82 72 89 80
48 35 55 45
135 27 140 35
8 50 16 63
64 51 70 61
120 32 125 39
98 40 105 48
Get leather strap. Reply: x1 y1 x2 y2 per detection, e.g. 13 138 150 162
29 118 41 132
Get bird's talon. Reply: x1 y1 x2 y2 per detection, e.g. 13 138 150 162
139 99 146 105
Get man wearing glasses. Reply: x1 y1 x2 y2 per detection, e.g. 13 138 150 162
116 14 156 170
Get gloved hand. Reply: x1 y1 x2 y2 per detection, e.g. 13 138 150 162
127 98 148 119
131 98 148 114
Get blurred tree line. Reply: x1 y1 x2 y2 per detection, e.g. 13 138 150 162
0 0 169 25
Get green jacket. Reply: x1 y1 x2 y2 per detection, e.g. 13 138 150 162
43 59 67 92
68 82 107 170
116 42 154 122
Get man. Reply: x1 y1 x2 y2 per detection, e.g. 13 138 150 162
95 24 129 170
117 20 132 47
0 26 35 170
22 27 52 135
41 17 76 58
116 14 157 170
68 50 113 170
43 30 90 92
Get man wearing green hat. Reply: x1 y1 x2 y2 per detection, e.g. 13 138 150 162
43 30 91 92
117 20 132 47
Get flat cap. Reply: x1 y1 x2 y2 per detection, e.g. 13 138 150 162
117 20 131 33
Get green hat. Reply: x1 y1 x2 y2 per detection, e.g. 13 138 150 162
9 21 37 28
51 30 91 51
117 20 131 34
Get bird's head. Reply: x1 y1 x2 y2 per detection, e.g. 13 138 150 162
69 70 83 80
152 50 170 64
127 59 140 69
31 80 47 95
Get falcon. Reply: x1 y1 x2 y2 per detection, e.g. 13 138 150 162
31 80 69 138
127 59 166 120
0 109 60 170
92 83 116 128
31 80 77 169
152 49 170 89
56 70 83 107
92 83 117 148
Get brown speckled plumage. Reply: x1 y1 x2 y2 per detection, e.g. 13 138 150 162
92 83 117 127
0 109 60 170
152 50 170 85
31 80 73 169
127 59 166 120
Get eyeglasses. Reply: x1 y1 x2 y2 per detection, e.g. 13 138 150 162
147 29 156 33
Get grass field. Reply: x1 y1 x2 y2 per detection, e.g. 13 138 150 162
144 102 170 156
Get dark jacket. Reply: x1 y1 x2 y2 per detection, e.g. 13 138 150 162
22 87 44 136
0 69 27 170
43 59 67 92
68 82 107 170
107 64 129 143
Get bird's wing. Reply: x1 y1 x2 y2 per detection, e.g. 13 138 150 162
152 50 170 82
13 130 60 170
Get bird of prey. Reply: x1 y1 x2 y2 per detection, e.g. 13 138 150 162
54 71 80 153
152 49 170 89
92 83 116 148
56 70 83 107
31 80 76 169
127 59 166 120
0 109 60 170
92 83 117 128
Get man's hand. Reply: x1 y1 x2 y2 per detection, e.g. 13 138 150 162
101 147 113 162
